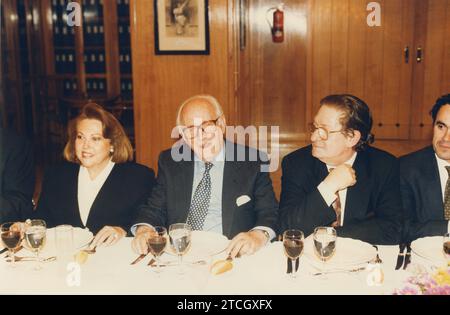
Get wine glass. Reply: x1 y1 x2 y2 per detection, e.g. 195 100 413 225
169 223 191 275
1 222 23 267
444 233 450 264
313 227 337 277
25 219 47 271
283 229 304 279
147 226 167 274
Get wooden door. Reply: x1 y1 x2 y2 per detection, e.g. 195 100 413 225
310 0 415 140
410 0 450 140
237 0 309 142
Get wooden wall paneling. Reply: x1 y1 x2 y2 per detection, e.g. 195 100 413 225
378 0 407 139
411 0 448 140
443 0 450 95
410 0 428 139
103 0 120 98
131 0 233 170
346 0 367 99
397 0 415 139
364 0 385 139
310 0 332 117
329 0 348 94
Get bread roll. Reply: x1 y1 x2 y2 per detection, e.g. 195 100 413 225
210 259 233 275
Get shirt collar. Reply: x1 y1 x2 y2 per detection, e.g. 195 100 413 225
326 152 358 170
79 158 115 183
435 153 450 168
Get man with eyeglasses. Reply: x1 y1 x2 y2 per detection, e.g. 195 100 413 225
279 94 402 245
400 94 450 243
131 95 278 258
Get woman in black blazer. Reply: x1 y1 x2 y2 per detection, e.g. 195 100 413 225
35 103 155 247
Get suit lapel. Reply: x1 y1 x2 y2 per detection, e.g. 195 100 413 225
422 147 443 217
222 158 244 237
69 165 84 228
343 152 371 223
176 156 195 223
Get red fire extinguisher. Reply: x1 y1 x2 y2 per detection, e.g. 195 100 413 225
267 4 284 43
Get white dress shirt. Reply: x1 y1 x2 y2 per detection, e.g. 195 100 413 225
317 152 358 226
434 154 450 232
77 159 115 226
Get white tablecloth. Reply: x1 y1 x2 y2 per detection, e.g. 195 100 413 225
0 238 442 295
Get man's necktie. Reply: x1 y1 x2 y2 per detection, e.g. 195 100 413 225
186 162 213 230
329 168 342 227
443 166 450 220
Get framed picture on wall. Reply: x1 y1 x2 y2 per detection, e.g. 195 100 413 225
154 0 210 55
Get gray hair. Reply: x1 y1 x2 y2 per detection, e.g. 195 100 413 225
176 94 224 126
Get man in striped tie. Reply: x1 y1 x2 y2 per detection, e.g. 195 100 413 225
400 94 450 243
131 95 278 258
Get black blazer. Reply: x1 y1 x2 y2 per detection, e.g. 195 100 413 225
400 146 448 242
134 142 279 239
35 162 155 234
0 128 35 222
279 145 402 245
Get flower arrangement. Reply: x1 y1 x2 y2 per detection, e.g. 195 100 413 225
394 265 450 295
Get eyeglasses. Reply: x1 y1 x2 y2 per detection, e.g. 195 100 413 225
308 123 343 140
182 117 221 139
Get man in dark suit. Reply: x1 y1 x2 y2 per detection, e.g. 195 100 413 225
280 94 402 245
0 128 35 222
131 95 278 257
400 94 450 242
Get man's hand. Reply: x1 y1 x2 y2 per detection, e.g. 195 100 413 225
323 164 356 193
131 225 154 255
91 226 126 248
226 230 268 258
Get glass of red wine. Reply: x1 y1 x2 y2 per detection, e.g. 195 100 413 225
283 229 304 279
1 222 23 267
444 233 450 263
147 226 167 274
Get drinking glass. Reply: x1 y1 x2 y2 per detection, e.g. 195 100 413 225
25 219 47 271
169 223 191 275
313 227 337 276
1 222 23 267
147 226 167 274
55 225 74 267
283 229 304 279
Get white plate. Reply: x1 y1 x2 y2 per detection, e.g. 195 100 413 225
303 236 376 269
164 230 229 260
411 236 447 265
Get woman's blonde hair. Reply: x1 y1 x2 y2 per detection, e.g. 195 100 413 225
63 103 133 163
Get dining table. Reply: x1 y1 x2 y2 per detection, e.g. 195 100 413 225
0 232 446 295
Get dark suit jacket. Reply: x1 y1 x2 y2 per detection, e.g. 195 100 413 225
400 146 448 242
35 162 155 234
134 142 279 239
0 128 35 222
279 145 402 245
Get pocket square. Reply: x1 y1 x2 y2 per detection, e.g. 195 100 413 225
236 195 251 207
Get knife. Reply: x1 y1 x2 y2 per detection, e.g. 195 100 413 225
395 243 406 270
295 257 299 272
130 253 148 265
0 248 8 255
403 243 412 270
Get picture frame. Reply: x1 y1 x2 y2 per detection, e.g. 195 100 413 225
154 0 210 55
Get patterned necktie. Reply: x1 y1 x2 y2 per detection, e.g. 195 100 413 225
186 162 213 230
329 168 342 227
443 166 450 220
